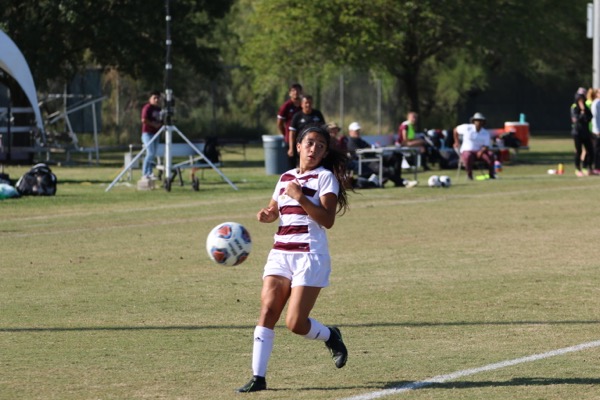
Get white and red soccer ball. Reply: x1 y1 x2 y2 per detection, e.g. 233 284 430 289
206 222 252 266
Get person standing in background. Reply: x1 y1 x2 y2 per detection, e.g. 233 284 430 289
277 83 303 169
140 91 163 179
590 88 600 174
571 89 594 177
288 95 326 165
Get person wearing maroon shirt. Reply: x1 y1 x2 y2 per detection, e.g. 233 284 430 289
277 83 303 168
237 125 350 393
140 91 163 179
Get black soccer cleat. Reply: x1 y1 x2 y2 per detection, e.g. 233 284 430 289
325 326 348 368
236 376 267 393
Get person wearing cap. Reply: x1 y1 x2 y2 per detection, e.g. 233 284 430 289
453 112 496 180
344 121 367 158
326 122 347 151
277 83 303 169
289 95 326 165
344 121 411 187
571 89 594 176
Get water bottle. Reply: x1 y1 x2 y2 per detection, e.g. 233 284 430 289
557 163 564 175
494 160 502 174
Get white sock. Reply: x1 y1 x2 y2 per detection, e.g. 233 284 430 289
252 326 274 377
303 317 331 341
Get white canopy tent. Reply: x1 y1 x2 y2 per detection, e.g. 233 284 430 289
0 29 44 136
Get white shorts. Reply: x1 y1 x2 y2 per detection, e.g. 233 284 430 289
263 250 331 288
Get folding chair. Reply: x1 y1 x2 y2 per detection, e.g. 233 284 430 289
455 148 488 180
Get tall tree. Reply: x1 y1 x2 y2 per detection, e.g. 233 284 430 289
238 0 590 122
0 0 234 89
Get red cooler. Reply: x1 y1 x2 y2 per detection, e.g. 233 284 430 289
497 149 510 162
504 122 529 147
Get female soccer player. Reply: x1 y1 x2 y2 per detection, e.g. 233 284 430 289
237 125 352 393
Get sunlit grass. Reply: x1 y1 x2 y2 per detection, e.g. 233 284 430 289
2 135 600 399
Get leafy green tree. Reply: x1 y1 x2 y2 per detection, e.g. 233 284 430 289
237 0 590 124
0 0 234 89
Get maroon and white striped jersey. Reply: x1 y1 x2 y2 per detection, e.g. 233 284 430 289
271 167 339 253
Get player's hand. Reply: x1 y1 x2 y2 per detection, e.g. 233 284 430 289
284 180 302 201
257 206 277 223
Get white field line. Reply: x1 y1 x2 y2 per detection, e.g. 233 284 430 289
340 340 600 400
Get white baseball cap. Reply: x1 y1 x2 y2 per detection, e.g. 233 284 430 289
348 122 361 131
470 112 486 122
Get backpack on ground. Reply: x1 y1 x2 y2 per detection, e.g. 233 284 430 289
501 132 521 148
438 149 459 169
16 163 57 196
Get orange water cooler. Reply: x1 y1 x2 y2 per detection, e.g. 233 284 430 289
504 122 529 147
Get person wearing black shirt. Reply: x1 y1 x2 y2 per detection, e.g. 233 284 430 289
288 95 326 166
571 88 594 176
345 122 408 187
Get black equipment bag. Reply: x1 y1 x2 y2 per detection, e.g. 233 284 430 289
16 163 57 196
438 149 459 169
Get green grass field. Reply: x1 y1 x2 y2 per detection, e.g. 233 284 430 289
2 135 600 399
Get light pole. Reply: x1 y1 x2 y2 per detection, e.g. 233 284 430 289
589 1 600 87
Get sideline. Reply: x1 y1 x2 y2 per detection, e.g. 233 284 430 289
340 339 600 400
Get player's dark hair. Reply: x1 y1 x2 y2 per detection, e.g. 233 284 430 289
290 83 303 91
150 90 161 97
297 124 352 215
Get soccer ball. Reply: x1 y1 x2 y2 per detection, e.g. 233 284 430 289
439 175 452 188
427 175 441 187
206 222 252 266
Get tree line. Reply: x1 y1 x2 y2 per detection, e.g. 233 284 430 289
0 0 592 143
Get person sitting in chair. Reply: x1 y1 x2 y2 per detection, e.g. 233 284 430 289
453 112 496 180
345 122 411 187
396 111 430 171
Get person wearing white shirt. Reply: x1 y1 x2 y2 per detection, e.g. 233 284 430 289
453 112 496 180
590 89 600 174
237 125 350 393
